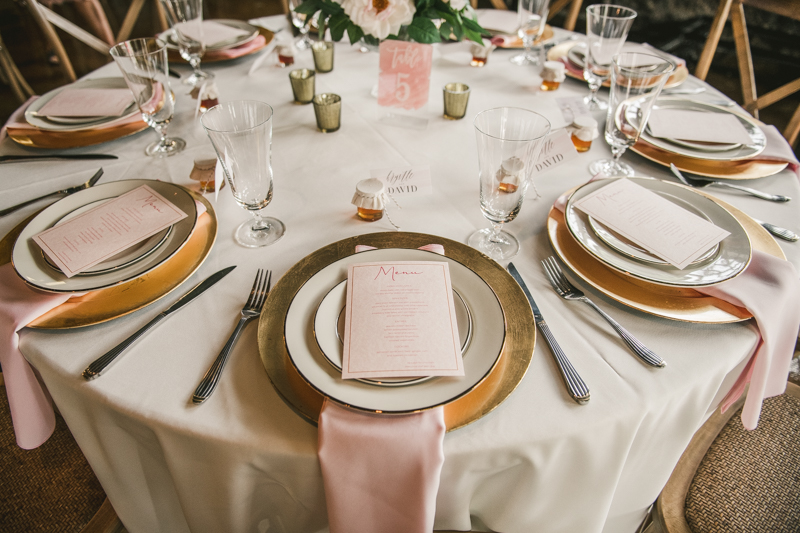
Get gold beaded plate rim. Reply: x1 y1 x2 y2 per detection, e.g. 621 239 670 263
256 232 536 432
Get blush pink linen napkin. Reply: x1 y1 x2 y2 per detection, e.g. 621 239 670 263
317 243 447 533
0 202 207 449
206 34 267 60
554 182 800 429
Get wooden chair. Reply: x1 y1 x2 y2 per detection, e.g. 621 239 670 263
0 31 35 104
470 0 583 32
649 381 800 532
695 0 800 147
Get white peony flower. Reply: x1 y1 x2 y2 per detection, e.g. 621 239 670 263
447 0 468 11
341 0 416 40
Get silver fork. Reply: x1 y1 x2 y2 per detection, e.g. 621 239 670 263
542 257 666 368
670 163 790 203
192 269 272 404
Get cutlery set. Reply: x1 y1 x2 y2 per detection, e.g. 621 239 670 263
81 266 272 405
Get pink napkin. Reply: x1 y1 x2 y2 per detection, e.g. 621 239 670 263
206 34 266 60
0 96 38 143
0 202 207 449
554 183 800 429
317 243 447 533
755 125 799 178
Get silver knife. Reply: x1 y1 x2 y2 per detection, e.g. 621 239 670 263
82 266 236 380
0 154 119 163
508 263 590 404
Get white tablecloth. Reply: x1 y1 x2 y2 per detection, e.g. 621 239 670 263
2 16 799 533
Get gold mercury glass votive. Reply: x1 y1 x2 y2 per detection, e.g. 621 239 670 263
313 93 341 132
311 42 334 73
289 69 315 105
443 83 470 120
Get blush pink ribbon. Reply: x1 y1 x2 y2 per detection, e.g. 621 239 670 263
317 244 447 533
554 182 800 429
0 202 207 449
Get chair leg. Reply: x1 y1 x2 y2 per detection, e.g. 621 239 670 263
564 0 582 32
0 34 35 103
785 104 800 147
731 0 758 118
695 0 733 80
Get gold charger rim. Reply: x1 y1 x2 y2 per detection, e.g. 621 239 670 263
6 120 149 150
0 186 218 329
257 231 536 432
547 184 785 323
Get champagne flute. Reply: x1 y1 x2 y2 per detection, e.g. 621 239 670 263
202 101 285 248
589 52 674 177
510 0 550 66
160 0 209 87
110 38 186 157
290 0 313 51
583 4 636 110
469 107 551 262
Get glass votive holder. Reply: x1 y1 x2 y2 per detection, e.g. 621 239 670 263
312 41 334 73
313 93 341 132
289 69 315 105
278 45 295 67
470 41 496 67
540 61 566 91
443 83 470 120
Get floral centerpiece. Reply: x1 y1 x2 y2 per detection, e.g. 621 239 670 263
293 0 489 46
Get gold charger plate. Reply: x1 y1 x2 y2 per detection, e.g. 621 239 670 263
0 188 217 329
6 119 148 150
257 232 536 432
545 40 688 89
547 186 785 323
631 137 788 180
493 25 554 49
167 27 273 63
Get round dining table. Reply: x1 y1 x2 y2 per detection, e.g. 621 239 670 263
2 15 799 533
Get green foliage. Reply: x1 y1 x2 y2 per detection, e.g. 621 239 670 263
293 0 489 44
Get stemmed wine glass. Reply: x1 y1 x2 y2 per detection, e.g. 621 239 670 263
201 100 286 248
110 38 186 157
159 0 209 87
469 107 551 262
583 4 636 110
510 0 550 66
290 0 314 51
589 52 674 177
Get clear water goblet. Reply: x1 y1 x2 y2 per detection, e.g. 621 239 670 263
583 4 636 110
159 0 209 87
510 0 550 66
201 100 286 248
110 38 186 157
290 0 314 51
589 52 674 177
469 107 551 262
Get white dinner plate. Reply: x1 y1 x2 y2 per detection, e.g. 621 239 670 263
632 97 767 161
587 191 719 266
42 199 172 276
313 280 473 387
159 19 259 51
25 78 139 132
284 248 506 413
565 177 752 287
12 180 197 293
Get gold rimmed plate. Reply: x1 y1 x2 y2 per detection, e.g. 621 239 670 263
548 186 785 323
0 187 217 329
257 232 535 432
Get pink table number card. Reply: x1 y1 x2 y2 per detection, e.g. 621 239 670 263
342 261 464 379
377 41 433 129
32 185 188 278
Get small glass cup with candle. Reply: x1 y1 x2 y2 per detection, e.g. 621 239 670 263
540 61 566 91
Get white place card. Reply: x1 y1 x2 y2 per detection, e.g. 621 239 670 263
647 109 752 145
370 165 432 196
37 88 134 117
556 96 591 124
33 185 188 278
535 129 579 174
573 178 730 269
341 261 464 379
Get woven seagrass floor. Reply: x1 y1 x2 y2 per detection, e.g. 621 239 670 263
0 385 108 533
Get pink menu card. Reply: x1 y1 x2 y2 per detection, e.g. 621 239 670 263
378 41 433 112
342 261 464 379
33 185 187 278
